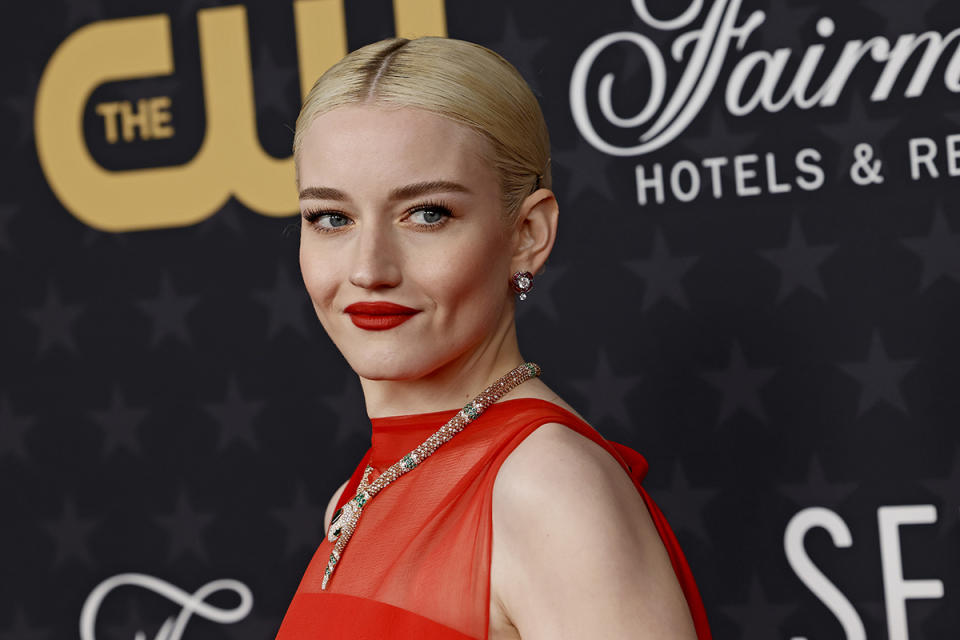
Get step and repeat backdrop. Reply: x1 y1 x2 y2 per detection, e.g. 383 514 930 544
1 0 958 638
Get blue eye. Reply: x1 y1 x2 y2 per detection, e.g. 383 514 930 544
303 210 353 230
322 213 351 228
409 205 451 226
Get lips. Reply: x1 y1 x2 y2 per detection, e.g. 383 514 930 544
343 301 420 331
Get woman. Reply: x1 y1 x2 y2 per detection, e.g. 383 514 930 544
277 36 711 639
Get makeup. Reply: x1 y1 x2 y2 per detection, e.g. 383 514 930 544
344 301 420 331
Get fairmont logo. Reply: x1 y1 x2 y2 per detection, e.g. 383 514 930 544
570 0 960 156
80 573 253 640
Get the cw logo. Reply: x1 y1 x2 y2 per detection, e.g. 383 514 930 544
35 0 447 232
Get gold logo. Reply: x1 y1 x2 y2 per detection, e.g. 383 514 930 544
35 0 447 232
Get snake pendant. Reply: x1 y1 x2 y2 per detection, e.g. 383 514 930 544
322 488 370 589
319 363 541 590
327 489 369 542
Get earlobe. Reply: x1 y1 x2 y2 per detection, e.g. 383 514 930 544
512 189 559 275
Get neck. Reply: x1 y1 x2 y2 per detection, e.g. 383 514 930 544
358 314 526 419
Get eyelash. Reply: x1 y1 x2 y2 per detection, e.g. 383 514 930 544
407 200 453 230
301 200 454 233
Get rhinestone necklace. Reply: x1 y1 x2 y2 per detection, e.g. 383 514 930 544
321 361 542 590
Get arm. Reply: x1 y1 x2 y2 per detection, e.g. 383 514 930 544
323 479 350 534
492 423 698 640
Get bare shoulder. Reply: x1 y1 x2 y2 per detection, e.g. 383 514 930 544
496 421 622 494
490 421 697 639
494 378 629 505
492 421 641 539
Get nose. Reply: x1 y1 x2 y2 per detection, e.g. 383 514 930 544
348 220 402 290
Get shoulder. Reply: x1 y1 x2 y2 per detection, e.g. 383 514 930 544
494 421 623 503
492 421 642 549
491 422 697 639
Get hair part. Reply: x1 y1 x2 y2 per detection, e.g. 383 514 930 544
293 37 552 219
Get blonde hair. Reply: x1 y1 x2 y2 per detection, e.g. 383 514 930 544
293 37 551 218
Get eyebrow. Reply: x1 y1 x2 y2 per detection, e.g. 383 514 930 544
298 180 471 202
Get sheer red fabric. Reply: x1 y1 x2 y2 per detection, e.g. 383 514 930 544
277 398 711 639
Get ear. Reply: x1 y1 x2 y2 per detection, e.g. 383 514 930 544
510 188 559 276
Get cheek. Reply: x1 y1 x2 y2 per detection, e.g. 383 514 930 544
423 230 510 313
299 239 338 309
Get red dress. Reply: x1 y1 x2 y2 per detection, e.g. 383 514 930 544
276 398 711 639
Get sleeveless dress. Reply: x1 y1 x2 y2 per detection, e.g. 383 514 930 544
276 397 712 639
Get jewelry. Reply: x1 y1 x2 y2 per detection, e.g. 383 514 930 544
321 361 542 590
510 271 534 301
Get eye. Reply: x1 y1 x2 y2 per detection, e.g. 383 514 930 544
303 210 353 231
408 204 452 227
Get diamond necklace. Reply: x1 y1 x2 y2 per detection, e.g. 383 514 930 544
321 361 542 590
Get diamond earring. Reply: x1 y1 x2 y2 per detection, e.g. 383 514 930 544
510 271 534 301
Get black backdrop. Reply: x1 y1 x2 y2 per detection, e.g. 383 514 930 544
2 0 959 638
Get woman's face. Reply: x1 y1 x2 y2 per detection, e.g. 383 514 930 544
297 104 518 382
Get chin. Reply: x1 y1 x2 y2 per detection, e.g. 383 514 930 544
342 348 440 382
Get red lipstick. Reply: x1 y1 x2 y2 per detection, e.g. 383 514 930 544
343 301 420 331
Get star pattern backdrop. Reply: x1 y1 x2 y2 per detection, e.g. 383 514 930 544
1 0 959 638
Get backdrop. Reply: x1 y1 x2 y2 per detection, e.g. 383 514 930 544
2 0 959 638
